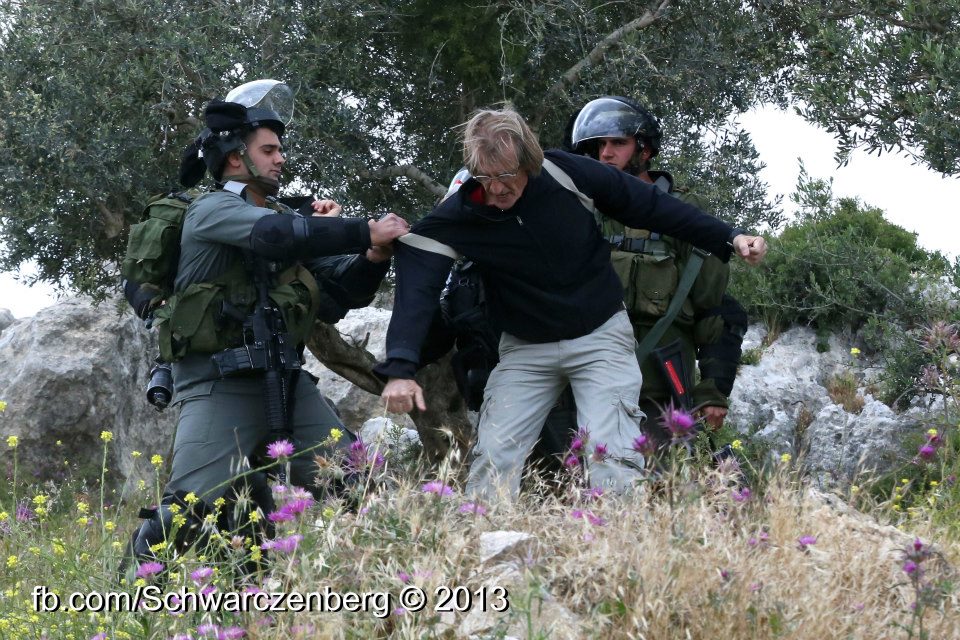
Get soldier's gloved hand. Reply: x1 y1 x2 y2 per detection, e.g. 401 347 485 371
311 199 342 217
699 405 728 430
382 377 426 413
369 213 409 246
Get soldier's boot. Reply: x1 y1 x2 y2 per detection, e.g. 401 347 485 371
117 493 207 585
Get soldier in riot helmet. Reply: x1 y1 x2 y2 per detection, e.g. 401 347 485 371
568 96 748 446
121 79 408 578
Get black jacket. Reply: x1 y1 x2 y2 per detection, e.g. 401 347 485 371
373 150 736 380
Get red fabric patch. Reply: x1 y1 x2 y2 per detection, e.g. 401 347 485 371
664 361 686 396
467 183 485 204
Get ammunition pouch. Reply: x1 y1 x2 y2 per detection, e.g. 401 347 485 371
155 261 321 363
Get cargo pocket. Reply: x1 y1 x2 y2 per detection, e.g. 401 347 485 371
633 254 678 317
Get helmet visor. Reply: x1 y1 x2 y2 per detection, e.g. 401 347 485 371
225 79 294 125
570 98 646 149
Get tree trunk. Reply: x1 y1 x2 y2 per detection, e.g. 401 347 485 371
304 322 473 466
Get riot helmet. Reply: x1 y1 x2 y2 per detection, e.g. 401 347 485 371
179 79 294 191
570 96 662 159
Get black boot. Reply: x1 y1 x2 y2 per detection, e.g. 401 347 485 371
117 493 208 585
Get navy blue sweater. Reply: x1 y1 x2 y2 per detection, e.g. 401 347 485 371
373 150 736 380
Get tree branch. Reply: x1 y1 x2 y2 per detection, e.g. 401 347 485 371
531 0 672 129
358 164 447 198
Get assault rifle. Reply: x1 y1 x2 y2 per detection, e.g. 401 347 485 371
211 253 301 457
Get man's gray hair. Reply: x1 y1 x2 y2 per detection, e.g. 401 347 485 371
462 108 544 177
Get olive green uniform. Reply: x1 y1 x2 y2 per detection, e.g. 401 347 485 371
162 185 386 502
602 175 728 445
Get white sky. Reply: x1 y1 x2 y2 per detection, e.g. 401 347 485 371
1 105 958 319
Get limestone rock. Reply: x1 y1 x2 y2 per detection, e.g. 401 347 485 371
0 296 176 495
0 308 13 335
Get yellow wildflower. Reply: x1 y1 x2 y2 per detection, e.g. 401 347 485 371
214 497 226 509
137 480 146 492
77 502 89 515
901 478 910 484
134 578 146 588
131 450 141 458
927 428 939 438
151 454 163 467
780 453 792 464
0 512 8 522
248 510 260 523
6 435 17 449
172 514 186 527
322 506 335 519
55 440 62 446
29 547 40 556
250 546 262 562
112 541 122 550
850 347 861 356
104 521 116 532
850 485 860 494
100 430 113 443
76 517 89 526
32 495 48 507
930 480 940 488
0 400 7 412
6 556 17 568
167 503 181 514
731 439 743 451
330 428 343 443
184 492 199 505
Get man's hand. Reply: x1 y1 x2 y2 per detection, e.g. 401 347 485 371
699 405 728 430
311 199 342 217
732 234 767 265
382 377 426 413
369 213 409 246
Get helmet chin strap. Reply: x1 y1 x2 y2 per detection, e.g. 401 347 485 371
222 149 280 196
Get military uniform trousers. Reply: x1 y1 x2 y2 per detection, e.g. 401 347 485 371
165 373 346 503
466 309 646 500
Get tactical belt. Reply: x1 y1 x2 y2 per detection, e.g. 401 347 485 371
607 235 670 256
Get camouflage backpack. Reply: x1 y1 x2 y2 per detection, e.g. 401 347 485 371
120 190 204 314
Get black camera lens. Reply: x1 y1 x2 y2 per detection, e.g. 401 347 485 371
146 362 174 411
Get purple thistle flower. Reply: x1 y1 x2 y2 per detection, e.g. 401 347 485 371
281 498 311 515
346 440 370 471
917 443 937 462
15 502 34 522
266 439 295 459
135 561 165 579
200 585 216 597
90 634 108 640
570 509 606 527
592 443 609 462
913 538 924 552
570 437 585 454
197 624 220 637
903 560 919 575
661 405 697 442
586 487 604 501
421 481 454 496
393 607 407 616
397 571 411 584
732 487 752 503
267 507 296 523
190 566 213 584
220 626 246 639
631 433 655 456
459 502 487 515
797 535 817 549
262 534 302 554
563 454 580 468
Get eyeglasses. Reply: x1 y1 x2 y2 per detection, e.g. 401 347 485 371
473 170 519 185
